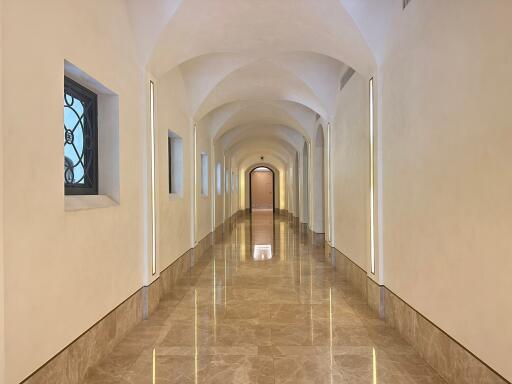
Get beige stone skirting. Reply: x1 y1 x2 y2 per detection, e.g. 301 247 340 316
331 247 510 384
21 211 244 384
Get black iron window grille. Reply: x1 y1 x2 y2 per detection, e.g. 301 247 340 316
64 77 98 195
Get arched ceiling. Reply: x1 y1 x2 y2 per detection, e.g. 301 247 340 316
199 100 317 140
235 149 290 174
221 125 303 154
130 0 375 75
126 0 392 170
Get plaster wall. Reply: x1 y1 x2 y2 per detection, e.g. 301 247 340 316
196 126 212 241
214 144 225 227
157 69 193 269
312 132 325 233
2 0 145 382
332 73 369 271
300 143 309 224
381 1 512 380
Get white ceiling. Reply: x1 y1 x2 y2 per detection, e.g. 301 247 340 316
126 0 397 170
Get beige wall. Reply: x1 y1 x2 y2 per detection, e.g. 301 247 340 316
251 170 273 209
312 129 325 232
196 127 212 241
156 69 193 269
381 1 512 380
2 1 145 382
214 144 224 227
332 73 369 270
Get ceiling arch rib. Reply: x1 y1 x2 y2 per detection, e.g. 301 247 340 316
199 100 318 140
139 0 376 76
228 139 298 169
178 52 348 120
193 59 327 120
220 125 304 154
234 149 289 173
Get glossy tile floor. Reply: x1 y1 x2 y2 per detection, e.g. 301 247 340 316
83 211 445 384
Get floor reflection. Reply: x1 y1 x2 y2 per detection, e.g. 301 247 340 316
253 244 272 261
82 211 446 384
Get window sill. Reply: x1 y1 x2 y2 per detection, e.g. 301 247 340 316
169 193 183 201
65 194 119 212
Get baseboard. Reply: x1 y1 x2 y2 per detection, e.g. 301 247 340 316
383 287 509 384
330 245 510 384
21 210 243 384
21 289 143 384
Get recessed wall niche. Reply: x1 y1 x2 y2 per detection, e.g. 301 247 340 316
64 60 120 210
168 130 184 197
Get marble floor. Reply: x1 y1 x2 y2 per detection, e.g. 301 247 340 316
83 211 446 384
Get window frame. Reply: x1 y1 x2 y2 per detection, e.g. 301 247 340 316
64 76 99 195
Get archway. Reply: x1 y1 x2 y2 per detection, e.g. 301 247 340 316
313 126 325 233
249 166 275 212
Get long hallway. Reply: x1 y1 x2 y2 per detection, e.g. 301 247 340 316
83 211 443 384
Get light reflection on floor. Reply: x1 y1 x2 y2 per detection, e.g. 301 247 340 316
253 244 272 261
82 211 446 384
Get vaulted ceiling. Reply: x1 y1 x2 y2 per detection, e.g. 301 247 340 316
126 0 395 171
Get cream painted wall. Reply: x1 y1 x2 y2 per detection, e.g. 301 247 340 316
279 170 286 210
332 74 369 270
157 69 193 269
381 1 512 380
300 143 309 224
312 129 325 233
229 167 240 216
196 127 212 241
214 144 225 227
2 1 145 382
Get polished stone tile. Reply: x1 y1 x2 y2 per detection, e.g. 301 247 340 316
81 211 446 384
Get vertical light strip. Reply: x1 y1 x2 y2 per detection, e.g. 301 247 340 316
310 254 313 345
193 123 197 245
329 287 333 382
152 348 156 384
369 77 376 275
194 289 198 384
213 256 217 341
224 248 227 309
327 122 333 245
372 347 377 383
150 81 157 276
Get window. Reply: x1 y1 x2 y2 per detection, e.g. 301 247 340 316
168 131 183 196
216 163 222 195
200 153 209 196
64 77 98 195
